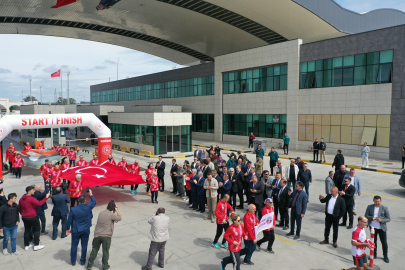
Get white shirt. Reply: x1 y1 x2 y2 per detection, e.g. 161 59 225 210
369 207 381 229
327 195 338 215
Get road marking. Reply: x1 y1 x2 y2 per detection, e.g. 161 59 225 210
362 192 403 201
376 169 393 174
347 165 362 169
159 191 185 202
174 155 186 159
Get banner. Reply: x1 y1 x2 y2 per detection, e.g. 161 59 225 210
61 162 145 188
20 149 64 169
255 212 274 239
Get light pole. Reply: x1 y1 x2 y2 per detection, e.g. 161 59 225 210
29 76 32 103
21 90 23 103
67 71 70 105
40 85 42 104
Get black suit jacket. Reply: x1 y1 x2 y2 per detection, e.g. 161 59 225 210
341 185 355 206
229 174 238 193
191 162 198 170
202 166 212 179
155 161 165 176
247 181 264 205
236 171 245 190
51 193 70 216
319 194 346 218
170 163 177 176
277 186 291 208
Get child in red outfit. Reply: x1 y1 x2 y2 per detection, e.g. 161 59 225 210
149 172 161 204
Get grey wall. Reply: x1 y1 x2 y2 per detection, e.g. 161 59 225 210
91 62 214 93
300 25 405 160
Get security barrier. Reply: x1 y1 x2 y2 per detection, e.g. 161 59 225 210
130 148 139 155
140 150 152 157
120 146 130 153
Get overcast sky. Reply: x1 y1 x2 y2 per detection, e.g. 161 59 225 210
0 0 404 104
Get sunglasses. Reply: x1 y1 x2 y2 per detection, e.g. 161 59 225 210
236 219 241 222
264 173 269 175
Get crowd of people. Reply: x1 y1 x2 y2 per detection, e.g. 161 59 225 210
0 140 393 270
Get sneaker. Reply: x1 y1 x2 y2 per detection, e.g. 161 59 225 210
24 243 34 251
41 231 48 235
243 261 254 265
33 245 44 251
135 189 138 194
131 190 134 194
266 249 275 254
221 243 228 249
212 243 220 249
3 249 9 255
256 245 261 251
12 250 22 256
220 261 224 270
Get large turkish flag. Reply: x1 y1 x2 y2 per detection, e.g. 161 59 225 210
62 162 145 188
51 0 77 8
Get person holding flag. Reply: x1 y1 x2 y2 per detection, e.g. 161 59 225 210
256 198 276 253
59 145 69 163
6 148 16 174
51 165 63 195
240 204 259 265
6 143 16 153
40 160 50 185
107 155 116 165
13 153 25 179
213 194 234 249
68 147 77 167
23 142 32 151
51 144 60 151
220 213 247 270
144 163 156 196
37 142 45 150
68 174 82 208
61 159 70 193
76 156 88 167
117 157 128 189
128 160 141 194
89 155 99 166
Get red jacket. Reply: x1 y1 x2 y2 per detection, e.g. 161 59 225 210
186 173 193 190
118 161 128 171
51 146 59 151
243 212 259 241
13 157 25 168
107 158 116 165
51 170 63 187
61 163 70 171
68 151 77 161
42 166 54 179
68 180 82 198
18 195 48 219
59 148 68 156
149 177 161 192
224 224 246 252
215 200 234 224
40 164 48 178
145 168 156 182
7 146 16 153
76 160 88 167
37 146 45 149
249 135 255 141
128 164 140 175
89 159 99 166
6 152 15 163
262 206 276 231
23 145 32 151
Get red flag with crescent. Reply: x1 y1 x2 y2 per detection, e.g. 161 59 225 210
61 162 145 188
51 69 61 77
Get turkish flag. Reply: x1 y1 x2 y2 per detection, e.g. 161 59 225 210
51 69 61 78
51 0 78 8
62 162 145 188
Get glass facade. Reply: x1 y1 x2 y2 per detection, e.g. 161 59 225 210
223 64 288 94
223 114 287 138
22 128 56 138
109 124 191 155
300 50 393 89
192 114 214 133
92 75 214 103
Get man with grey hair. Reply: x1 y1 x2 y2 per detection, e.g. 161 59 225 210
142 208 170 270
194 171 206 213
325 171 335 195
68 174 83 208
32 183 50 236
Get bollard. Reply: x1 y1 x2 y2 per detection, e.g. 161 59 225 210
369 226 375 267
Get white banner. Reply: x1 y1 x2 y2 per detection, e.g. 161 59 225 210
255 212 274 239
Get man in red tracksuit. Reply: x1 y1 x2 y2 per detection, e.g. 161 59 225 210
128 160 141 194
51 164 63 195
213 194 234 249
18 186 50 251
76 155 88 167
6 143 16 153
240 204 259 265
6 148 16 173
68 174 82 208
58 145 69 164
89 155 99 166
12 154 25 179
39 159 50 185
117 157 128 189
23 142 32 151
256 198 276 253
43 163 55 189
221 213 247 270
60 159 71 193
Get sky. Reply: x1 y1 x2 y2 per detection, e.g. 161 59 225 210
0 0 404 104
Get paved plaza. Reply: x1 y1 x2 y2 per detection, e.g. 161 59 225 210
1 137 404 270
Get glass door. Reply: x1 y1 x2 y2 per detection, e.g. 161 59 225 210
167 126 173 153
173 126 180 152
52 128 59 146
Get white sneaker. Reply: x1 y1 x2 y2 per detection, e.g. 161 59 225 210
3 249 9 255
24 243 34 251
12 250 22 256
33 245 44 251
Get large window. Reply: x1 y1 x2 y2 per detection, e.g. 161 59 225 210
192 114 214 133
223 64 287 94
223 114 286 138
300 50 393 89
92 75 214 103
22 128 51 138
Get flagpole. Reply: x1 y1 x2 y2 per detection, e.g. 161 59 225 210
61 69 63 105
117 58 119 81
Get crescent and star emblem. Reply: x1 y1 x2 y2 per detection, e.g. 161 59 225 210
76 166 107 178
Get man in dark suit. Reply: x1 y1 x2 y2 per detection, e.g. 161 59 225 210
189 169 199 210
270 172 282 220
319 187 346 248
339 177 355 229
247 175 264 220
333 165 349 191
235 165 245 209
277 179 291 230
191 157 199 170
66 189 96 266
286 181 308 240
218 174 232 198
194 146 202 160
51 187 70 240
202 160 212 179
33 184 50 235
155 156 166 192
195 172 206 213
229 168 238 208
169 159 177 194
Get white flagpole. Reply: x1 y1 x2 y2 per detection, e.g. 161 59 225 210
117 58 119 81
60 69 63 105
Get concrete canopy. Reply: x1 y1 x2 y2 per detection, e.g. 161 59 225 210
1 0 404 65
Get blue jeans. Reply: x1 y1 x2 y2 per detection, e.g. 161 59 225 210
3 225 18 252
240 239 256 262
304 182 309 201
71 229 90 264
52 215 68 239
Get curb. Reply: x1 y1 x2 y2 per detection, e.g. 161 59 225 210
192 144 403 176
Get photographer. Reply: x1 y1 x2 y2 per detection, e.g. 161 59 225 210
142 208 170 270
87 200 121 270
0 193 21 255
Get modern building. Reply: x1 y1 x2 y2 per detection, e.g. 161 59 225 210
3 1 405 159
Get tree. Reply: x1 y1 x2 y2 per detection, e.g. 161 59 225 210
9 105 20 111
23 95 37 102
56 97 77 105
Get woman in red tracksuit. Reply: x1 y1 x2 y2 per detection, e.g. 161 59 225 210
221 213 247 270
12 153 25 179
256 198 276 253
149 172 161 204
144 163 156 196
